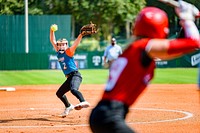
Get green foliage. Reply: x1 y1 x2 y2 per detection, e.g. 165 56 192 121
71 38 100 52
44 0 146 40
0 0 146 41
0 0 43 15
73 38 131 52
1 0 199 44
28 8 43 15
0 0 24 14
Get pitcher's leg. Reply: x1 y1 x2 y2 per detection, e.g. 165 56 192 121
56 79 71 107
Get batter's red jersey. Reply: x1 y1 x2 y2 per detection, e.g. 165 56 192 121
102 38 156 106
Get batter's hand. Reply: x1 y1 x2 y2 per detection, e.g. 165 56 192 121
175 0 199 21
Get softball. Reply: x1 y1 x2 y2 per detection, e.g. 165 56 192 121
51 24 58 32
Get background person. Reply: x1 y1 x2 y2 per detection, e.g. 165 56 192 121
103 38 122 68
89 1 200 133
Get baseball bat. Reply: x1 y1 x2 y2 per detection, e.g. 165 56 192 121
158 0 200 18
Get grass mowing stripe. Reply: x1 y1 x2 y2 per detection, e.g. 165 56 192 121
0 70 64 86
152 68 197 84
0 68 198 86
81 69 109 84
0 70 108 86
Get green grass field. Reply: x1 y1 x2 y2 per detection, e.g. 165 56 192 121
0 68 198 86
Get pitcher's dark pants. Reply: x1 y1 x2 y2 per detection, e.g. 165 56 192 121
56 71 85 108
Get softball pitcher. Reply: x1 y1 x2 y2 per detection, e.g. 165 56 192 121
49 23 96 117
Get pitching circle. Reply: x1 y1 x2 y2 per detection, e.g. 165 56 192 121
0 107 193 128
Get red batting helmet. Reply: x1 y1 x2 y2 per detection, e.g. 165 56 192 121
133 7 169 38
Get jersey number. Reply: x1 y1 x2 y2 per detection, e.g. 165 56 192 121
105 57 127 91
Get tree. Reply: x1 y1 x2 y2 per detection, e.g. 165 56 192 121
0 0 43 15
2 0 199 51
42 0 145 50
0 0 24 14
43 0 145 39
1 0 145 41
66 0 146 41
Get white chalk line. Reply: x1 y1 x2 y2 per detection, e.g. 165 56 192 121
129 108 193 124
0 107 193 128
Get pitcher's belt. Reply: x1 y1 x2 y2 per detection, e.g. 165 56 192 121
66 71 78 77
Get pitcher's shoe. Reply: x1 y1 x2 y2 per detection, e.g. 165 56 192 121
74 101 90 110
58 104 74 118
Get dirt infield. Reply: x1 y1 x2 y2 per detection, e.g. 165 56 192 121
0 84 200 133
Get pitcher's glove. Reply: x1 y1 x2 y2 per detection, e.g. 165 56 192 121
80 21 97 36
